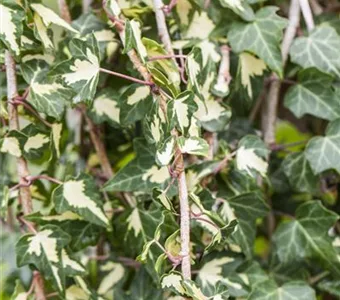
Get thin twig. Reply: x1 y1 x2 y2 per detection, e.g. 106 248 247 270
10 99 53 128
99 68 154 86
270 140 308 151
262 0 301 145
309 271 329 285
299 0 315 32
57 0 72 23
104 0 192 279
5 51 46 300
154 239 182 266
148 54 187 62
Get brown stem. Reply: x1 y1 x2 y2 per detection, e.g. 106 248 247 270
262 0 300 145
82 110 114 179
104 0 191 279
99 68 154 86
148 54 187 61
57 0 72 23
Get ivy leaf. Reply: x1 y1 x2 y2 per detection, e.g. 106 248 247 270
119 84 153 125
90 89 120 125
124 19 147 62
0 0 25 56
30 3 78 34
51 123 62 158
52 174 109 227
177 136 209 157
186 47 204 100
272 201 340 277
16 225 71 294
32 13 53 50
239 52 266 98
248 280 316 300
284 68 340 121
219 0 255 22
317 279 340 298
167 91 197 135
97 262 125 296
236 135 269 177
104 139 171 192
282 152 319 193
228 7 287 77
156 136 176 166
52 35 100 105
21 59 72 120
219 192 269 257
290 26 340 77
305 118 340 174
143 103 167 145
0 134 22 158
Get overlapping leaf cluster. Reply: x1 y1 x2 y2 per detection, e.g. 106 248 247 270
1 0 339 299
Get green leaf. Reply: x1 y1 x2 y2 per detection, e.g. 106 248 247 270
124 19 147 62
284 68 340 121
317 279 340 298
143 103 167 145
272 201 340 277
90 89 120 125
167 91 197 135
104 139 171 192
51 123 62 158
219 192 269 257
282 152 319 193
236 135 269 177
219 0 255 21
32 13 53 50
290 26 340 77
119 84 153 125
228 7 287 77
21 59 71 120
305 118 340 174
16 225 71 294
52 35 100 105
177 136 209 157
0 0 25 56
248 280 316 300
52 173 109 227
186 47 204 100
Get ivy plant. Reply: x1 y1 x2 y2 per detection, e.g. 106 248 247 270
1 0 340 299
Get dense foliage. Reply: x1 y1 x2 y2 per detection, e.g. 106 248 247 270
1 0 340 299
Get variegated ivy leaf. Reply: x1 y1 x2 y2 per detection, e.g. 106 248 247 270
30 3 78 34
290 26 340 78
272 201 340 277
33 13 53 50
104 139 171 192
72 13 117 58
197 257 248 298
90 89 120 125
177 136 209 157
124 19 147 62
167 91 197 134
51 123 62 158
174 0 195 29
0 135 22 158
156 136 175 166
195 97 231 132
248 280 316 300
161 272 186 296
282 152 319 194
16 225 71 294
104 0 121 17
120 84 153 125
52 173 109 227
218 192 269 258
97 262 125 295
184 11 215 40
186 47 204 100
52 35 101 104
219 0 255 22
236 135 269 177
186 161 220 191
61 249 86 276
143 103 167 145
0 0 25 56
1 125 50 161
144 38 181 90
239 52 266 98
305 118 340 174
228 7 287 77
153 188 176 212
21 59 72 120
284 68 340 121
